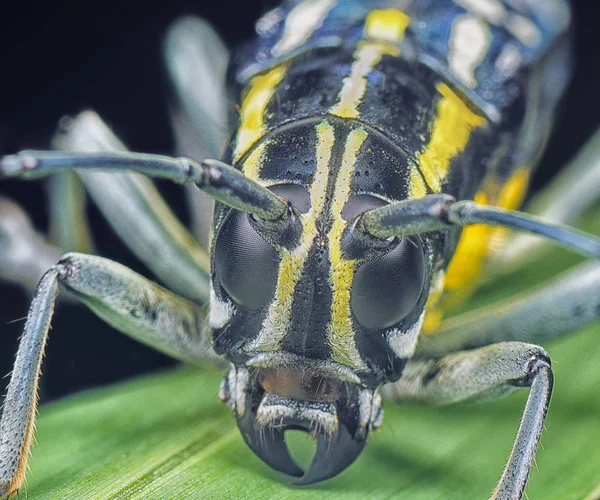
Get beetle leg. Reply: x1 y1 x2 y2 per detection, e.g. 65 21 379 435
47 171 95 253
164 15 229 164
164 16 229 249
497 127 600 272
0 197 61 292
382 342 553 500
0 252 222 497
50 111 212 302
416 261 600 358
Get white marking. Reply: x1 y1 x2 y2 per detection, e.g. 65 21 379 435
231 366 249 416
358 390 373 431
271 0 337 57
454 0 506 24
505 13 542 47
256 404 295 426
387 310 426 359
256 7 285 36
448 14 492 88
256 396 338 438
358 388 383 434
209 283 234 329
302 408 338 438
495 43 522 74
432 269 446 297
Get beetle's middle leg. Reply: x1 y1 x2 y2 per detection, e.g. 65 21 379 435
163 16 230 249
0 252 221 498
52 111 212 303
416 260 600 358
382 341 552 500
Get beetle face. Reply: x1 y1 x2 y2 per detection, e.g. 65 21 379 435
209 120 436 481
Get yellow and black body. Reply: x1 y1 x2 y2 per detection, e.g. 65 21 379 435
208 0 573 482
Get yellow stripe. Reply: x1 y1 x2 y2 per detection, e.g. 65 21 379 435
329 42 399 119
247 121 334 352
364 9 410 42
411 83 487 196
409 165 429 199
327 127 369 369
329 9 408 119
233 64 289 163
241 141 267 183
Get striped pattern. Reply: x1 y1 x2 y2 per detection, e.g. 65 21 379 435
247 121 334 352
233 64 289 163
326 127 369 369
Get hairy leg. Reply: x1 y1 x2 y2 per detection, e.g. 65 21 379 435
0 252 221 497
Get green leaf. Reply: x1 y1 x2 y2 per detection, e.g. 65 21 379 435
25 210 600 499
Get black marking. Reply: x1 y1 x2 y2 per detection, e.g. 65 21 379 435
281 235 333 361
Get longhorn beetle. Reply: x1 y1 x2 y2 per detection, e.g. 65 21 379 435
1 0 599 498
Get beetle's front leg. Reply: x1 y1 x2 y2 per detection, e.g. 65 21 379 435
0 253 222 498
382 342 553 500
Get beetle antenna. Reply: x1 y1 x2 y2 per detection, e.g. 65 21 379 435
344 193 600 260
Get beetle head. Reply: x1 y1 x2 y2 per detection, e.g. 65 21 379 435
208 121 438 481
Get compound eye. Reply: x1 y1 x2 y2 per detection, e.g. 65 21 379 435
351 237 425 330
268 183 311 214
214 210 280 310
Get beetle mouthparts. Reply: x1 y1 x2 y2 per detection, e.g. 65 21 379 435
220 366 383 484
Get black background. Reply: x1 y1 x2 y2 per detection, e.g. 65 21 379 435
0 0 598 404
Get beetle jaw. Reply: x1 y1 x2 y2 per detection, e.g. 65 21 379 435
219 364 383 484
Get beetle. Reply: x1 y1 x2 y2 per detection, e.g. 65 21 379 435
0 0 599 498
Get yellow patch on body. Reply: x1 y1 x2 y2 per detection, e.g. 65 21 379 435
329 9 409 119
422 167 531 333
364 9 410 42
233 64 289 163
411 82 487 197
241 141 268 183
327 127 369 369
